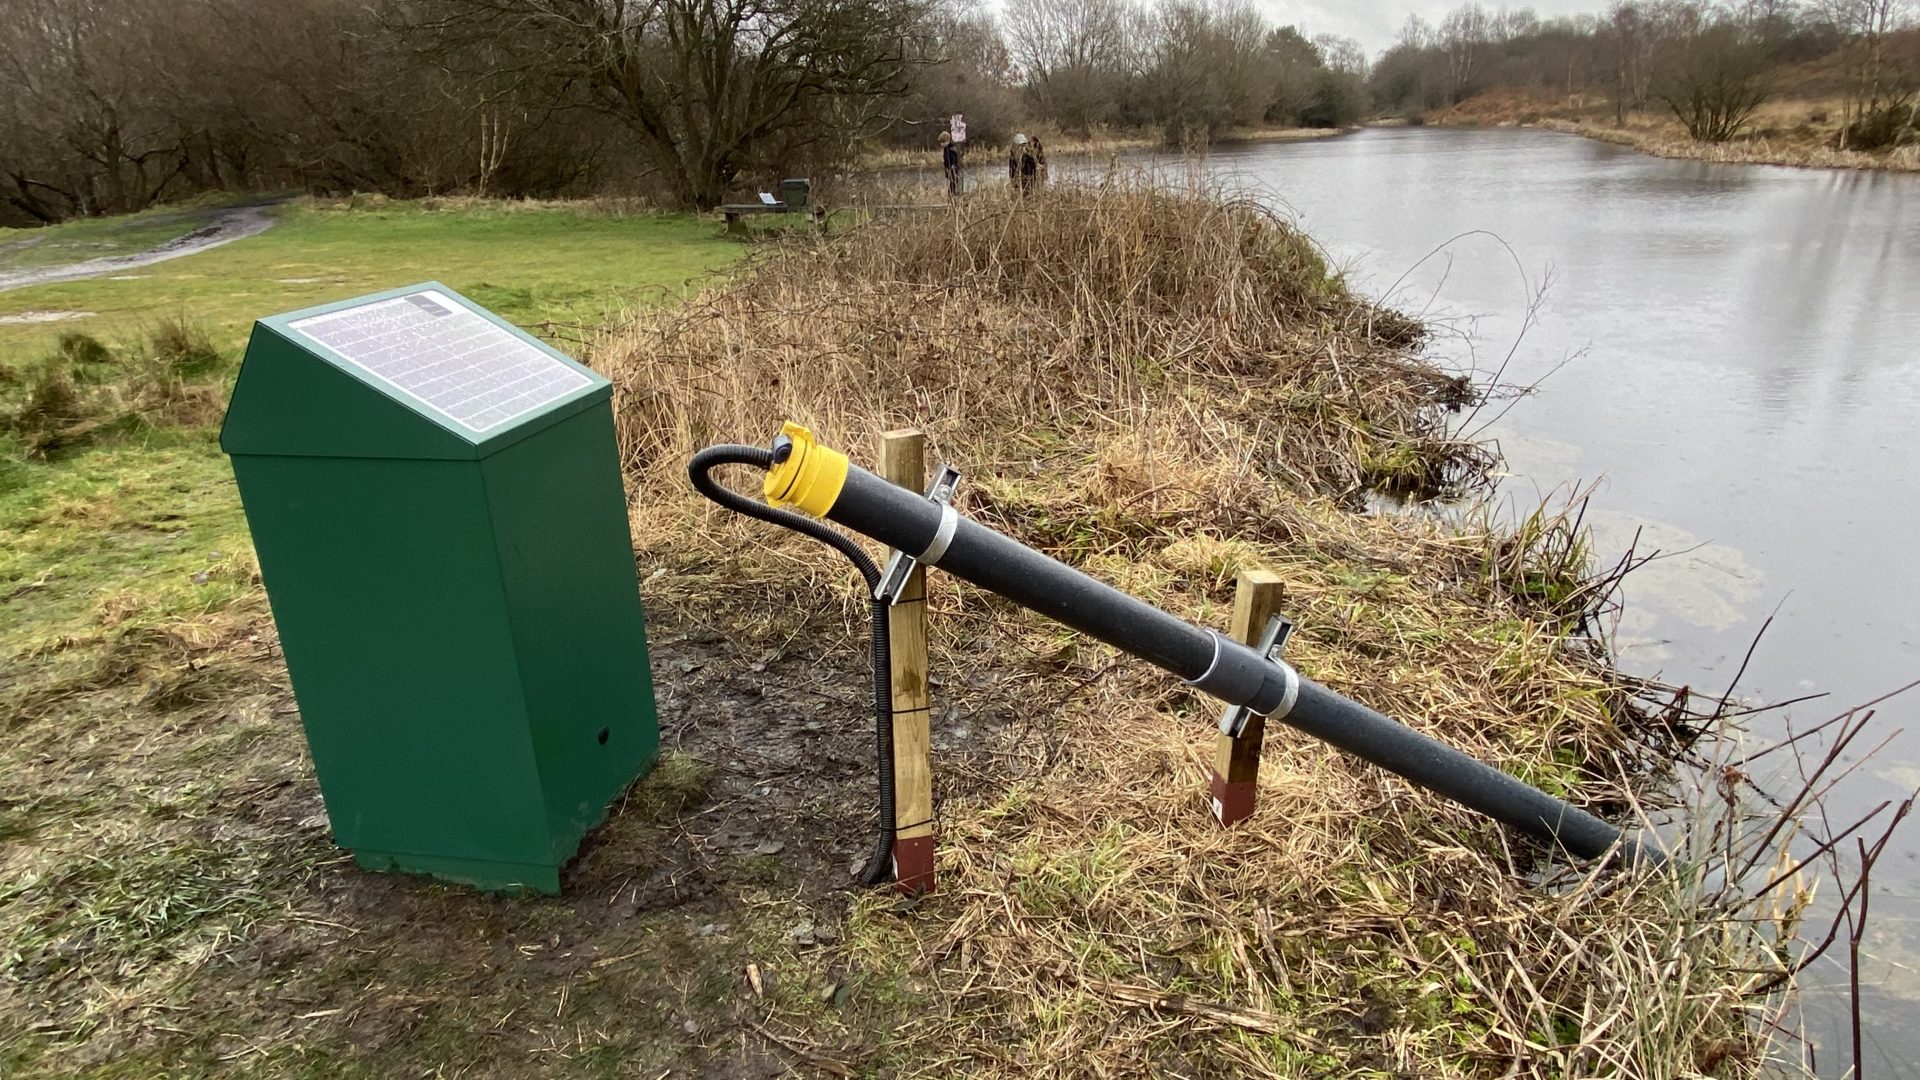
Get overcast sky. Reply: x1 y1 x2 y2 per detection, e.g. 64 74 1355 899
1231 1 1605 55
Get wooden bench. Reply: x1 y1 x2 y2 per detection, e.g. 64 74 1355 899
719 202 826 234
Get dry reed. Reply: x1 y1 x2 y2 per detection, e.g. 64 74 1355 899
1535 117 1920 173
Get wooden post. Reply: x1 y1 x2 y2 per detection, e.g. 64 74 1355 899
879 429 935 894
1209 570 1286 828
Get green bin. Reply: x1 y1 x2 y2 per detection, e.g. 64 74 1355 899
220 283 659 894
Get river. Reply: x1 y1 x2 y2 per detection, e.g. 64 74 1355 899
1171 126 1919 1076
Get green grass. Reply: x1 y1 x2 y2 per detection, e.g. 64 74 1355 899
0 438 248 657
0 197 746 364
0 199 769 1078
0 197 745 642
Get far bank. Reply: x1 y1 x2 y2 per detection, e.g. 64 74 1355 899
1415 90 1919 174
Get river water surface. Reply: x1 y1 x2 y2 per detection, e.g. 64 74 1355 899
1178 127 1919 1075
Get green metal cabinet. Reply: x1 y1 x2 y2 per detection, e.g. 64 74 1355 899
221 283 659 894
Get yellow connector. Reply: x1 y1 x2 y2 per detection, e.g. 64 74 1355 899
762 421 848 518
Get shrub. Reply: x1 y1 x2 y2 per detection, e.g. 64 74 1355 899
1 320 226 460
143 319 224 380
57 332 113 367
1 364 100 457
1839 101 1916 152
612 174 1484 529
1655 24 1770 143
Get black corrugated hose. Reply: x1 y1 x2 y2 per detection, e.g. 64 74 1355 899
688 445 895 886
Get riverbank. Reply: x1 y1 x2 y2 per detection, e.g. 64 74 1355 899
1424 91 1920 173
859 125 1351 171
1536 117 1920 172
606 177 1811 1077
0 188 1820 1077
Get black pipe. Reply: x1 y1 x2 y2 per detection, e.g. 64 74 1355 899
688 446 896 885
821 460 1648 865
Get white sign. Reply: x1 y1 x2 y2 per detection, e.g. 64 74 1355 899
290 290 590 434
950 114 967 144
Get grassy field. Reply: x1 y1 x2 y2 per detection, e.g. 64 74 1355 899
0 198 777 1077
0 197 743 361
0 195 749 645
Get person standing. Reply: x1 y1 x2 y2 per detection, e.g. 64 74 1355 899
1008 133 1046 197
940 130 962 198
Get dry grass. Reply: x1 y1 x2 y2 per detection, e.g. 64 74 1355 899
1536 118 1920 173
0 320 226 460
858 127 1349 172
613 172 1479 512
859 130 1161 172
1429 89 1919 172
600 175 1811 1076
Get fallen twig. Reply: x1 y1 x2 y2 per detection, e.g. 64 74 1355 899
749 1020 856 1077
1080 977 1295 1037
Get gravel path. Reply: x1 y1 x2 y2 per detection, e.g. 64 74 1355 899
0 203 281 293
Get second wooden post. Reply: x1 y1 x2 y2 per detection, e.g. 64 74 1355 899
1209 569 1286 827
879 429 936 894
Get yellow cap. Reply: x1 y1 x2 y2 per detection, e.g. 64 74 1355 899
762 421 849 518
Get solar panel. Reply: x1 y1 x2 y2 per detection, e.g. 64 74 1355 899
289 289 591 435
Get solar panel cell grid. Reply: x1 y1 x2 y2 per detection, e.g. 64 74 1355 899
289 290 591 434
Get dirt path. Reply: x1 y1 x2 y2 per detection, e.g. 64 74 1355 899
0 203 281 293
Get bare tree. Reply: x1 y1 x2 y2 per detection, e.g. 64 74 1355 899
1601 3 1652 122
406 0 929 209
1399 13 1434 50
1439 3 1492 102
892 5 1017 145
1819 0 1916 146
1307 33 1370 125
1003 0 1139 131
1599 1 1701 123
1656 17 1771 140
1210 0 1278 127
1135 0 1274 141
0 0 190 219
1313 32 1368 76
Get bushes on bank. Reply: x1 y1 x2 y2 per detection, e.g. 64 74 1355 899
1840 101 1917 151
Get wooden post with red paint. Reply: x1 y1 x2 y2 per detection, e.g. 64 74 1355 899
879 429 936 894
1210 569 1286 827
